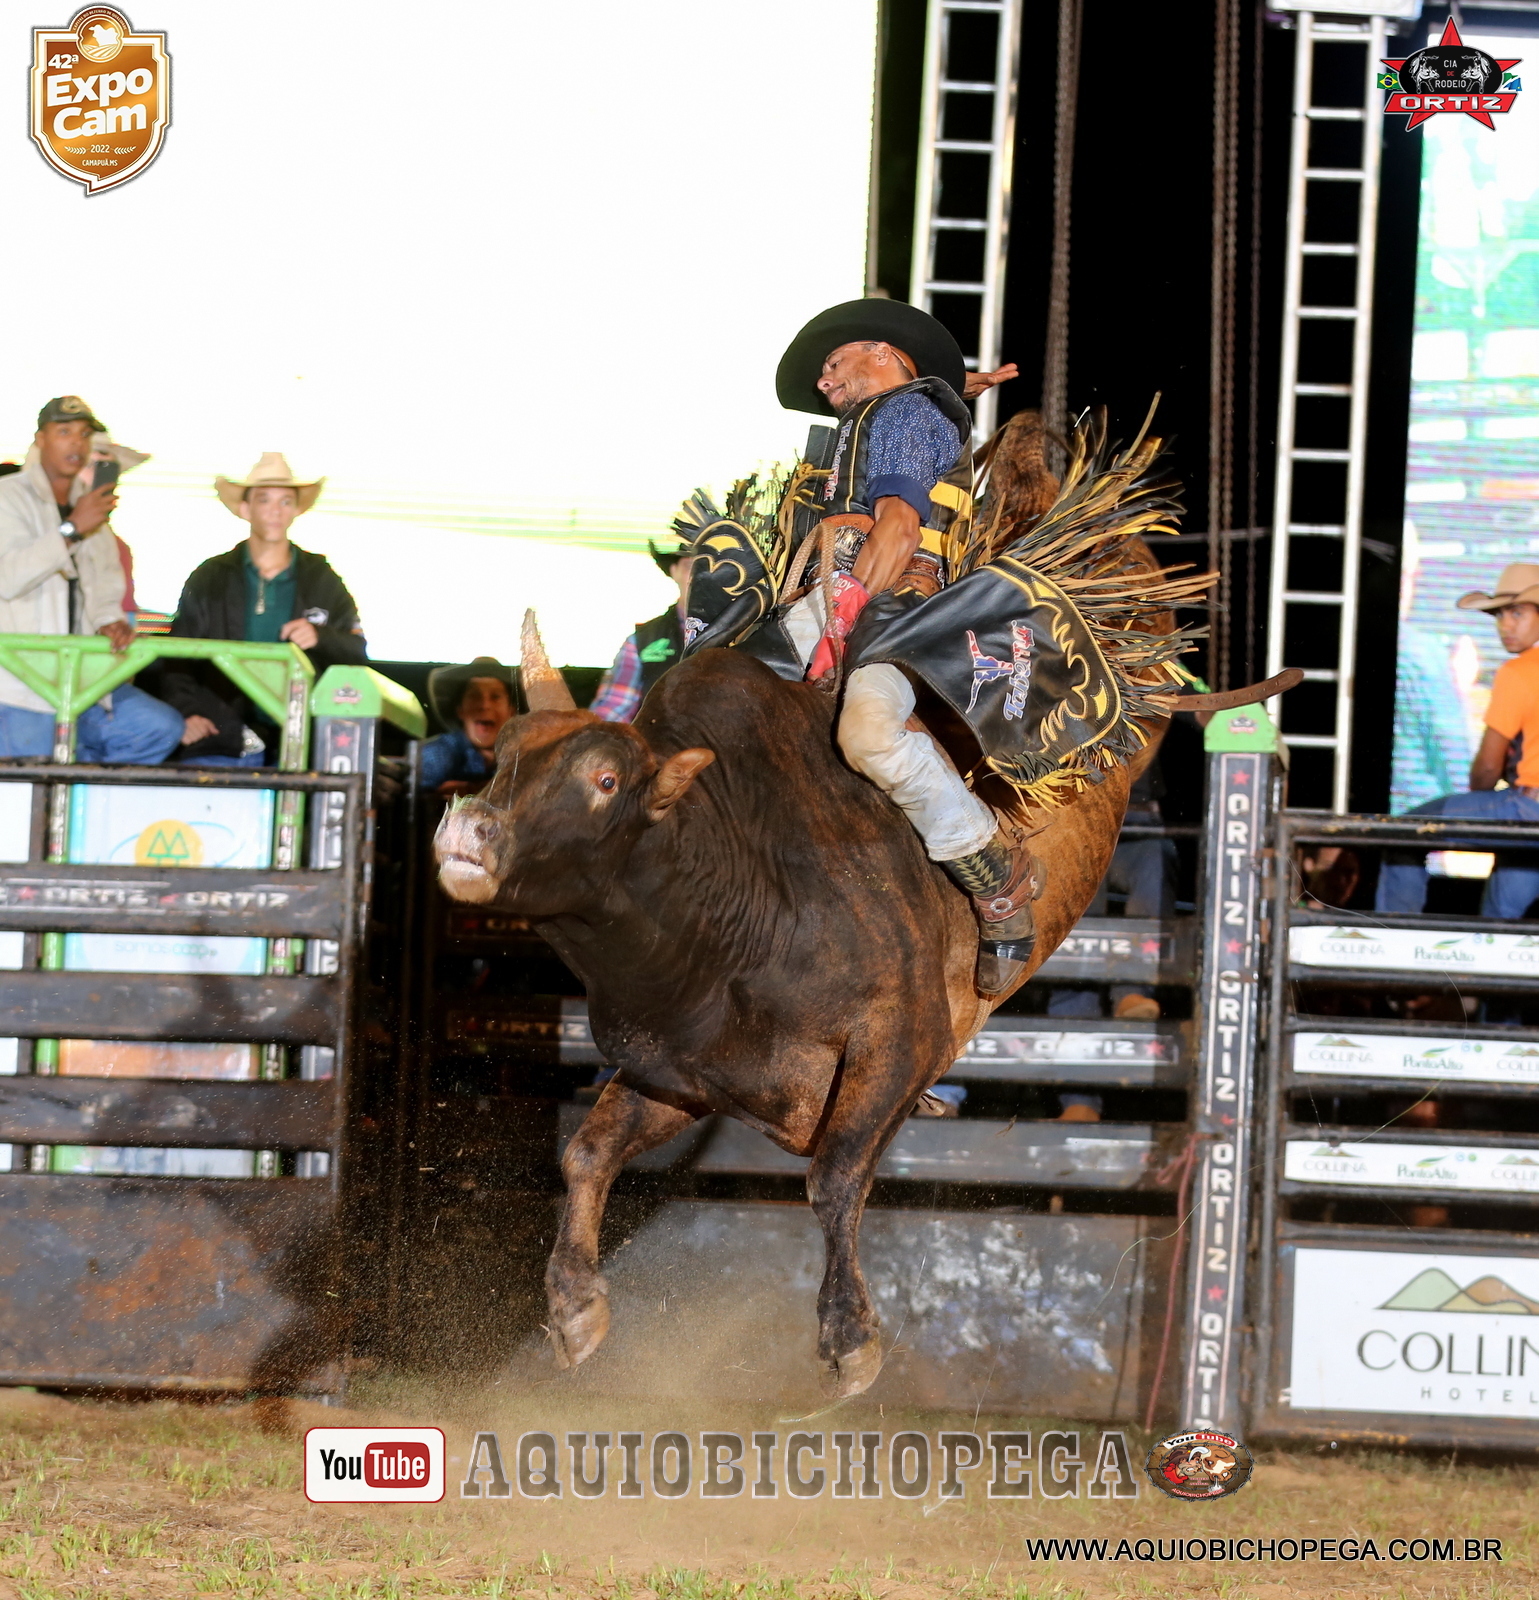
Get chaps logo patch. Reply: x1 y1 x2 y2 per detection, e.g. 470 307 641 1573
305 1428 446 1503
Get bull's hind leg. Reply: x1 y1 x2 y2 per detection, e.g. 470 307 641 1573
805 1026 949 1399
545 1080 695 1370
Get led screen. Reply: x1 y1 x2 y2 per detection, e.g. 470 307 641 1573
1392 26 1539 809
0 0 877 666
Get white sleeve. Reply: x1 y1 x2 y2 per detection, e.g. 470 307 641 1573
74 527 128 632
0 492 72 603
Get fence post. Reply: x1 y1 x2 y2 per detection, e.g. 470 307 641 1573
1177 703 1284 1433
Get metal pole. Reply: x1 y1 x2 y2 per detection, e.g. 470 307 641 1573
1178 710 1280 1433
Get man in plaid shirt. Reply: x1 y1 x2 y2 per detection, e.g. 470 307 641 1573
589 538 693 722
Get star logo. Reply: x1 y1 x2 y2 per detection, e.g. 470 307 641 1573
1383 19 1521 131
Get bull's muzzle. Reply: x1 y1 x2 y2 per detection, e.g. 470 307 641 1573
433 798 505 904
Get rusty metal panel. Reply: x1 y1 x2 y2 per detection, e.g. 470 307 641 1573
557 1104 1178 1190
0 1174 343 1393
0 1078 335 1147
0 972 337 1042
0 866 344 938
502 1199 1164 1418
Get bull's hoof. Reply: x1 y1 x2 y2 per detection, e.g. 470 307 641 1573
548 1279 611 1371
822 1334 883 1399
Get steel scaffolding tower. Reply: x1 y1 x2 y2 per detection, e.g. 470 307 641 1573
1265 9 1392 813
910 0 1022 439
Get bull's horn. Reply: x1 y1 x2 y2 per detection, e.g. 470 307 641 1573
520 608 577 712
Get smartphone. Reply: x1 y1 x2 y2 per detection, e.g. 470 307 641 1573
91 458 120 493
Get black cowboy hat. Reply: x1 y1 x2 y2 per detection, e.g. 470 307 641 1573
426 657 519 731
648 538 692 576
776 298 968 416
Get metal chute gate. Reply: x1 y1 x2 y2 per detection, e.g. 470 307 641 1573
4 646 1534 1447
0 637 423 1398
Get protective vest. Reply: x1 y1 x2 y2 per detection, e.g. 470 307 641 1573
809 376 975 579
634 606 684 696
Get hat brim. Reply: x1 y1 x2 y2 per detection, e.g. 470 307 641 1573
426 662 520 730
216 476 325 516
649 539 691 575
776 299 968 416
1457 586 1539 612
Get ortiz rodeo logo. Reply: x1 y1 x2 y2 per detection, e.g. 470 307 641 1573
30 6 171 195
1381 18 1521 131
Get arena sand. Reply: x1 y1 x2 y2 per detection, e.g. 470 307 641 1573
0 1383 1533 1600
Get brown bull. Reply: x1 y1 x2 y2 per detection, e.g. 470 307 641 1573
434 416 1294 1397
434 648 1256 1397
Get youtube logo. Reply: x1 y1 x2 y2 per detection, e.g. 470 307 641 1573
305 1428 445 1503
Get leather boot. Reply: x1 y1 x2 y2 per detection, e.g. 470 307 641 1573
943 823 1046 998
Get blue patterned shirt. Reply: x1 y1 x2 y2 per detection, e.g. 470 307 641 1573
864 392 965 522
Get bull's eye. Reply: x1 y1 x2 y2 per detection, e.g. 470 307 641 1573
595 772 617 793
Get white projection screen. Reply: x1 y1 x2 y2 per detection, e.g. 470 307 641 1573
0 1 878 666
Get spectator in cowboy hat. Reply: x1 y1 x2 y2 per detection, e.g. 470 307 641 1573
0 396 183 763
419 657 522 793
153 452 366 765
1377 563 1539 918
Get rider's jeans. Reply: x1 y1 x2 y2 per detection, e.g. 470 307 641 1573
784 591 996 863
1374 788 1539 920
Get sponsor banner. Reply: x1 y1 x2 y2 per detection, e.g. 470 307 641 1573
306 1428 445 1503
1285 1139 1539 1194
63 930 266 975
1289 1248 1539 1418
49 1145 255 1178
1294 1030 1539 1085
1291 926 1539 977
67 785 274 869
63 785 274 974
958 1027 1178 1069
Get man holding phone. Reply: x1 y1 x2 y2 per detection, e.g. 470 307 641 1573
0 396 183 762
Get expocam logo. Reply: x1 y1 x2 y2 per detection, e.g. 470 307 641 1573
30 6 171 194
304 1428 446 1504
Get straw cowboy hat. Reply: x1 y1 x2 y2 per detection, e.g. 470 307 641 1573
92 431 149 473
1457 564 1539 612
215 452 324 516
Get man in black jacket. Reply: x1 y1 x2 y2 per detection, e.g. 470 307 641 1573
159 453 366 763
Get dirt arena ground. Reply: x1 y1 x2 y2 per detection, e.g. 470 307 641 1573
0 1385 1532 1600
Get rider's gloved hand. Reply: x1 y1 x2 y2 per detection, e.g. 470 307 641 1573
808 572 870 680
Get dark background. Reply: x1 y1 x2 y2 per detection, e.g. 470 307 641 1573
865 0 1443 813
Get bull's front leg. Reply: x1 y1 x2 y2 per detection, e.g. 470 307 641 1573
805 1029 946 1399
545 1079 696 1370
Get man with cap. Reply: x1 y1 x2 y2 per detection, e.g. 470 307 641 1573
689 299 1032 994
420 657 521 792
590 538 694 722
156 453 366 763
1377 563 1539 917
0 396 184 762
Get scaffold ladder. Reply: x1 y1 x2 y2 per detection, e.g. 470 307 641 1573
910 0 1022 440
1265 10 1389 814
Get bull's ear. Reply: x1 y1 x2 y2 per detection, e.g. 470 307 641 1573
646 747 715 822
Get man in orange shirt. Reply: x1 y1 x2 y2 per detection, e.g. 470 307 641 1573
1377 563 1539 917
